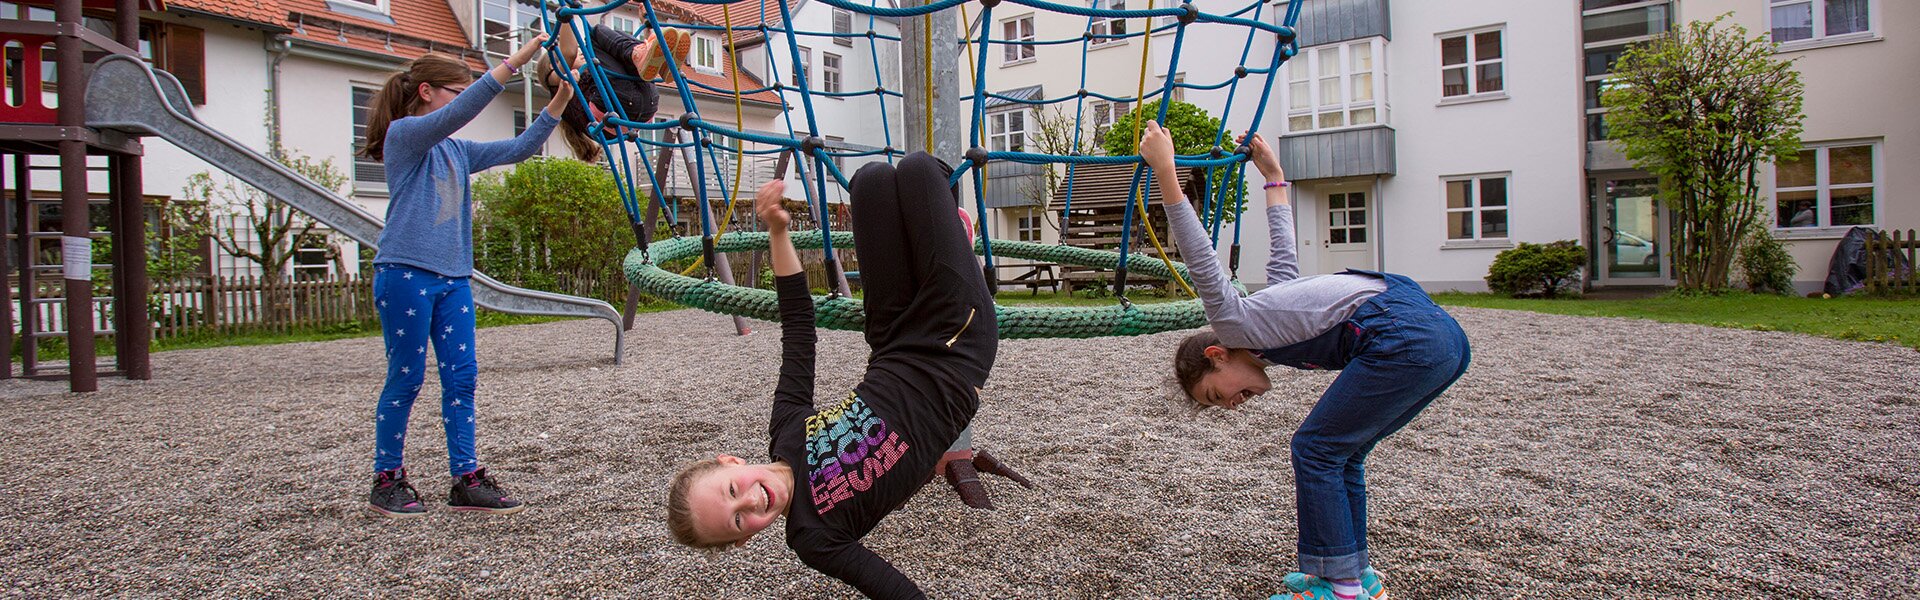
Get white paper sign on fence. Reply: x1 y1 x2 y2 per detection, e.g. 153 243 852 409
62 235 92 281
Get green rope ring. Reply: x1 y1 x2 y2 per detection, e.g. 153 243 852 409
624 231 1225 338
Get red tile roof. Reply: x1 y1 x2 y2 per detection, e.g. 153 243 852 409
281 0 471 50
165 0 284 27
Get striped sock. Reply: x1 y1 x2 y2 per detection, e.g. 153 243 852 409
1329 579 1362 600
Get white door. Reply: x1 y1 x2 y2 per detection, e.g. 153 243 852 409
1319 188 1375 272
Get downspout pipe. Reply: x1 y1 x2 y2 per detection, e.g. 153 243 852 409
266 35 293 157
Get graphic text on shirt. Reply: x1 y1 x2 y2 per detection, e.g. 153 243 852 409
805 392 911 514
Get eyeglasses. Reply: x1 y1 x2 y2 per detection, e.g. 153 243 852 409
434 84 469 95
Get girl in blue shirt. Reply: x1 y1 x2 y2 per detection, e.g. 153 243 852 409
356 37 573 518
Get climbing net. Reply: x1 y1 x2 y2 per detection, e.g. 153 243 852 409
540 0 1300 338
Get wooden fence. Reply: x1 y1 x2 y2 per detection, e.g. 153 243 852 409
1866 228 1919 294
149 274 376 339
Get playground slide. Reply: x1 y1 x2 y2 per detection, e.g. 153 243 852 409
81 55 625 363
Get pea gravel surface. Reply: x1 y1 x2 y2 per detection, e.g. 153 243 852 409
1 307 1915 599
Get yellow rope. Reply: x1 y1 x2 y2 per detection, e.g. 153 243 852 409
922 13 934 148
679 4 751 276
1123 0 1195 298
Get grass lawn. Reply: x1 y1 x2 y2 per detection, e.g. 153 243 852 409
1432 292 1920 350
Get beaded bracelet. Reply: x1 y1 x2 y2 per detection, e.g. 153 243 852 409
1263 181 1289 189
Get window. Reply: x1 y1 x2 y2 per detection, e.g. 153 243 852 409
1286 38 1384 132
1016 211 1042 242
1003 15 1035 63
692 35 721 73
481 0 542 59
1583 2 1671 141
1774 141 1877 229
821 52 842 93
1089 0 1126 45
791 46 810 85
603 13 637 34
138 22 205 105
1769 0 1871 45
1091 99 1130 149
833 8 854 46
988 110 1028 152
337 0 387 13
351 85 385 193
1327 192 1367 245
826 135 846 174
292 232 335 280
513 109 526 136
1444 174 1509 241
1168 73 1184 103
1439 27 1503 99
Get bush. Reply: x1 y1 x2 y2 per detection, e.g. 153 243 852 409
1738 224 1798 295
473 157 634 302
1486 241 1586 298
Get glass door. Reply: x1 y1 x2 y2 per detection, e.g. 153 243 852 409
1593 177 1666 283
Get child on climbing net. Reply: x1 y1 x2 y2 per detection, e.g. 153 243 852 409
538 17 690 162
665 152 996 600
1140 121 1472 600
356 37 573 517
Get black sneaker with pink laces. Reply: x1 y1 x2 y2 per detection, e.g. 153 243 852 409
448 467 525 515
368 467 427 519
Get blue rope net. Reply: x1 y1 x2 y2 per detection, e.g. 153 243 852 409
538 0 1301 334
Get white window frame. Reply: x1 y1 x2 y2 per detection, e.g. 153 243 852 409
1090 99 1131 151
832 8 855 46
350 84 386 195
987 109 1029 153
693 35 722 74
1002 15 1036 64
1285 37 1386 134
793 46 810 85
1016 210 1042 242
602 13 638 34
1766 0 1877 50
1437 25 1505 102
821 51 842 93
1089 0 1127 47
1771 140 1881 236
337 0 388 14
1442 173 1511 243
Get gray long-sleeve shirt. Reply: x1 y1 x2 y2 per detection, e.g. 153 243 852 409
1165 199 1384 351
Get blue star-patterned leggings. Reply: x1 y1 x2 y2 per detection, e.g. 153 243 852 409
371 264 479 477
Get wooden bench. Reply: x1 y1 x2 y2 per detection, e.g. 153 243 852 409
997 263 1061 296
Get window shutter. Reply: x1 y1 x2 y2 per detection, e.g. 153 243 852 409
165 23 205 105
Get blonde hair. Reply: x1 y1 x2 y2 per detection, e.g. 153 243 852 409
665 458 733 550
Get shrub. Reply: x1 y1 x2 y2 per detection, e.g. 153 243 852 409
1738 223 1798 295
1486 241 1586 298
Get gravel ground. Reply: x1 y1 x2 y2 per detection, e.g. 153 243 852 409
1 306 1916 599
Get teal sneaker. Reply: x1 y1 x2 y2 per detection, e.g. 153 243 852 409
1279 568 1387 599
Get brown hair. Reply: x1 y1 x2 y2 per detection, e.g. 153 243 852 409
359 53 474 162
665 458 733 550
538 60 605 163
1173 329 1222 403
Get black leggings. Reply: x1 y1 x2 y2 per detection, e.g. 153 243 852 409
848 152 998 389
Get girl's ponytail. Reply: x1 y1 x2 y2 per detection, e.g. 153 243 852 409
359 53 475 162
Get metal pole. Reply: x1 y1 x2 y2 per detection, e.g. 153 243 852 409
901 3 960 159
1 154 14 380
56 0 96 392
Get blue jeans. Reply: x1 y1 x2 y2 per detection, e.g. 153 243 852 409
1263 271 1471 579
370 264 481 477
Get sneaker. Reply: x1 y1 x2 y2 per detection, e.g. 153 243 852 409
368 467 427 519
638 28 693 80
1280 568 1387 600
448 467 526 515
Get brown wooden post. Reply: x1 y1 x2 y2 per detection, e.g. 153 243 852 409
112 154 151 379
1 154 13 380
17 154 37 375
56 0 95 391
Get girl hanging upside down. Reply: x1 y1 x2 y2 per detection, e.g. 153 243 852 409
1140 121 1472 600
538 20 690 162
665 153 998 599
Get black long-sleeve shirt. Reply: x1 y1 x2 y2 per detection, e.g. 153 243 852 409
766 274 978 600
